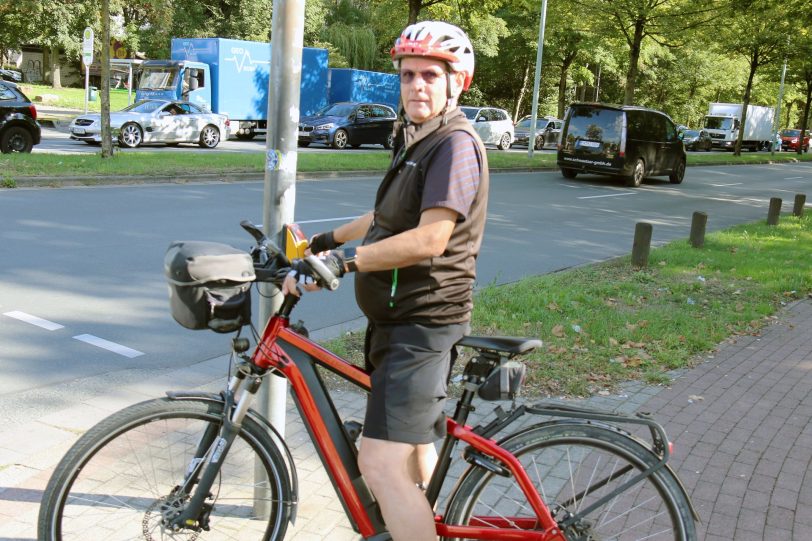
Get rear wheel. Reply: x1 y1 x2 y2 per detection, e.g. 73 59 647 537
332 128 349 150
198 125 221 148
669 159 686 184
236 131 256 140
560 167 577 179
1 125 34 153
118 122 143 148
38 398 293 541
498 132 512 151
297 141 310 148
443 423 696 541
383 132 394 150
626 158 645 187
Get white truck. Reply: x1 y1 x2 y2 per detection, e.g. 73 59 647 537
703 103 775 151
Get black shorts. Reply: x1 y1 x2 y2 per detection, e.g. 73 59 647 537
362 321 468 445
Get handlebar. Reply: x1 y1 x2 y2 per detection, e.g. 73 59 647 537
240 220 340 292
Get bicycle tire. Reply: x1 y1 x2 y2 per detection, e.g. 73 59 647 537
443 421 696 541
38 398 293 541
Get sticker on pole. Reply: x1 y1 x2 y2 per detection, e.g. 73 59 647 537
82 27 94 67
266 149 298 173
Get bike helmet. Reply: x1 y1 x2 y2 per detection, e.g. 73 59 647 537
391 21 475 91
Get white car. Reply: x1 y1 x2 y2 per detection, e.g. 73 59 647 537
69 100 230 148
460 106 514 150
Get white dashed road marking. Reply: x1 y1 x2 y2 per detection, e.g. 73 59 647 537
3 311 64 330
73 334 144 358
710 183 744 187
577 192 636 200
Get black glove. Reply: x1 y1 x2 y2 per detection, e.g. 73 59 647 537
308 231 343 255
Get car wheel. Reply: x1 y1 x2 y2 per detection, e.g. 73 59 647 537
297 141 310 148
166 142 180 147
626 158 645 187
498 132 511 151
669 159 686 184
560 167 577 179
384 133 394 150
235 131 256 140
119 123 143 148
332 129 349 150
534 135 545 151
198 125 220 148
1 126 34 153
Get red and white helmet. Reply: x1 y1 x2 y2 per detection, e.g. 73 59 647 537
391 21 475 91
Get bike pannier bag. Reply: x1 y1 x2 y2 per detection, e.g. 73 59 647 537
165 241 256 333
477 360 527 401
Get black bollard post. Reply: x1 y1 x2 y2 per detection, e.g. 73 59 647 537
632 222 653 268
767 197 782 226
793 194 806 218
690 211 708 248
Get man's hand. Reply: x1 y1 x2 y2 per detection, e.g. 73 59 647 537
308 231 342 255
281 252 346 297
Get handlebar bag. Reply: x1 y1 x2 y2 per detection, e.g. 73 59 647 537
165 240 256 333
477 360 527 401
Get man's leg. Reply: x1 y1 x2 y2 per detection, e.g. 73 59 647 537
410 443 438 489
358 437 436 541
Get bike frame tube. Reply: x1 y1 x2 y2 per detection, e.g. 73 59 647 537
251 314 563 540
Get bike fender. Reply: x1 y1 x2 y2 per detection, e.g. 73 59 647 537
166 390 300 525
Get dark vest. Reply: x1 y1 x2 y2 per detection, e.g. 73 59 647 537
354 108 489 325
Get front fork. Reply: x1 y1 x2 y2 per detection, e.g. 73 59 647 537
167 358 266 532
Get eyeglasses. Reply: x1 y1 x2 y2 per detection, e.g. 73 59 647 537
399 69 445 85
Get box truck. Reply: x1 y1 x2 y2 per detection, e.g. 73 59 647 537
327 68 400 110
703 103 774 152
136 38 329 139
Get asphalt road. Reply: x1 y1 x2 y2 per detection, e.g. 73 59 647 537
1 162 810 425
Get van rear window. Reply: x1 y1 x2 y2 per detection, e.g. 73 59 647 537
564 106 622 151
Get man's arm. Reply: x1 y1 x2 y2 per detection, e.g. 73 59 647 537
334 211 374 244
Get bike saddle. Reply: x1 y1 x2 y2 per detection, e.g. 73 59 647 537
457 335 542 355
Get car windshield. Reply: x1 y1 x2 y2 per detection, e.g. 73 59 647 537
120 100 166 114
683 130 700 137
564 106 622 147
704 117 734 130
460 107 480 120
781 129 800 137
138 67 178 90
313 103 356 117
516 118 549 128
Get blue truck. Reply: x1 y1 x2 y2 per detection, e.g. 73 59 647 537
136 38 330 139
327 68 400 111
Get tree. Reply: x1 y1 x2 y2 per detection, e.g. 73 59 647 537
101 0 113 158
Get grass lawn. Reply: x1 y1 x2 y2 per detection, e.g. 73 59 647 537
324 214 812 398
20 83 133 112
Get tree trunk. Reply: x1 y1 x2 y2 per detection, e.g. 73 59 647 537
735 52 758 157
623 18 645 105
408 0 421 25
101 0 113 158
798 79 811 156
513 63 531 122
557 52 576 119
50 46 62 89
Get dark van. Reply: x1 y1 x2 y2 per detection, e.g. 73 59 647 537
557 103 686 187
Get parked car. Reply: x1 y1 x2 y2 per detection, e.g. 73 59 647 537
298 102 396 150
681 129 713 151
0 80 41 153
512 116 562 150
460 106 514 150
0 68 23 83
557 102 686 187
68 99 229 148
780 129 810 152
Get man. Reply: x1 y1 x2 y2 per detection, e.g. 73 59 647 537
284 21 489 540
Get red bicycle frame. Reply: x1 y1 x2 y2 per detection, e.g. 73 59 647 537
251 311 567 541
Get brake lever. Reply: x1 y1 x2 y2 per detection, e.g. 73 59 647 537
304 254 340 291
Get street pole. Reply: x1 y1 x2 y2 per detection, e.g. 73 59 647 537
772 56 788 157
527 0 549 159
255 0 304 513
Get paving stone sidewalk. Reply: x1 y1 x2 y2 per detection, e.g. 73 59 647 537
1 300 810 540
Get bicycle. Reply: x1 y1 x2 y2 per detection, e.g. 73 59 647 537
38 220 699 541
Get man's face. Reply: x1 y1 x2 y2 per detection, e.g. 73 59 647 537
400 57 463 124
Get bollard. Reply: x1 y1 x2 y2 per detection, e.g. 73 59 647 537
767 197 782 226
632 222 653 268
690 211 708 248
793 194 806 217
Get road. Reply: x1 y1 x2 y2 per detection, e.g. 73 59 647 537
1 162 810 426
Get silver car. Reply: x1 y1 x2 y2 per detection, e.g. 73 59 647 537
460 106 514 150
512 116 562 150
69 100 229 148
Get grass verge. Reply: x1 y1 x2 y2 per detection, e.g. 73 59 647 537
21 84 132 112
322 214 812 398
3 148 811 182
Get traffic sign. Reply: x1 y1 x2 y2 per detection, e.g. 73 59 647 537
82 27 94 66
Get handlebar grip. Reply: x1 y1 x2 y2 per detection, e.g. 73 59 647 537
305 255 340 291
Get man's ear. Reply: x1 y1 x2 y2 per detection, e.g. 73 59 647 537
450 71 466 98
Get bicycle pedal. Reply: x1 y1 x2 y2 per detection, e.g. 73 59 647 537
343 420 363 443
463 448 511 477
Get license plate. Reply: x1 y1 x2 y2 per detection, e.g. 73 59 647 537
72 128 86 135
298 131 309 138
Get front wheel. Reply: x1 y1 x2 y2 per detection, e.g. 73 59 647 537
533 134 545 150
626 158 645 187
118 122 143 148
443 423 696 541
38 398 293 541
332 128 349 149
560 167 577 179
498 132 512 151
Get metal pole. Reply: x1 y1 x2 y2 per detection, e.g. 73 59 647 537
771 56 787 156
255 0 304 512
84 66 89 114
527 0 549 158
595 63 601 101
127 63 133 105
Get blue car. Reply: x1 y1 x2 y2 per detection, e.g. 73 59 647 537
298 102 396 150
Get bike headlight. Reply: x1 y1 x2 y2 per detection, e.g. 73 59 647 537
316 123 334 131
